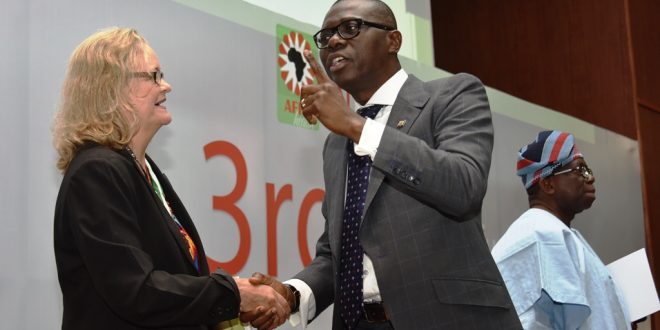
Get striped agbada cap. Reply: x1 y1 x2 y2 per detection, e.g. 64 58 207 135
517 130 583 189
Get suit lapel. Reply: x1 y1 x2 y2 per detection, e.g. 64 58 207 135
363 75 430 215
325 134 349 258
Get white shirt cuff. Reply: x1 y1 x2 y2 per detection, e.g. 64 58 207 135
284 279 315 329
354 118 385 160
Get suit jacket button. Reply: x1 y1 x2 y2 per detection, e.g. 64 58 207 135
393 168 401 175
407 175 415 182
413 178 421 185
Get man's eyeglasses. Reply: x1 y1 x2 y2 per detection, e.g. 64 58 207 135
552 165 594 180
313 18 395 49
131 71 164 85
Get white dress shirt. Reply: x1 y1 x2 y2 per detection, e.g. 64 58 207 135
287 69 408 328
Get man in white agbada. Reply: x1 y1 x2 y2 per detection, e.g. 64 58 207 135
492 130 630 329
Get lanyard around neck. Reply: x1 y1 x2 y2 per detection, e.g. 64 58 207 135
144 160 173 217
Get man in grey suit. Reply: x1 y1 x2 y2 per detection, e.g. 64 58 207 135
244 0 521 329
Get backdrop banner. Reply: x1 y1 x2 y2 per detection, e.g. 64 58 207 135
0 0 644 329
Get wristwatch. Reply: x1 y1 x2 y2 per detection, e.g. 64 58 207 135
285 284 301 313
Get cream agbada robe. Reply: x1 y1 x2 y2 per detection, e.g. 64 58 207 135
492 208 630 330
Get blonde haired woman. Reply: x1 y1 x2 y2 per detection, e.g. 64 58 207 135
53 27 288 330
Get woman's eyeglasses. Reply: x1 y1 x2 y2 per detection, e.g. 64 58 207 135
130 71 164 85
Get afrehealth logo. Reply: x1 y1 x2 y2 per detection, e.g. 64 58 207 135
276 25 318 130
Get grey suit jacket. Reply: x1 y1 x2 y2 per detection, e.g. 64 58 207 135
295 74 522 329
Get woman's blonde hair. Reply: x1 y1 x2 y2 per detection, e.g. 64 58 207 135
53 27 152 172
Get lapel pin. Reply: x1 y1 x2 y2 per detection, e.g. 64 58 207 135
396 120 407 129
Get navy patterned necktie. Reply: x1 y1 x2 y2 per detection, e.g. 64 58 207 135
339 105 382 329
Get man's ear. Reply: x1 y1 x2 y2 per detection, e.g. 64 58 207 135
538 177 555 195
388 30 402 54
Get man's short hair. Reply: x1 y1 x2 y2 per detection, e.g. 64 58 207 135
332 0 397 28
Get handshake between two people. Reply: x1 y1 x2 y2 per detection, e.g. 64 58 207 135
236 272 295 330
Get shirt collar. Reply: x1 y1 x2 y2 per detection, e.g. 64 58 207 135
360 69 408 108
